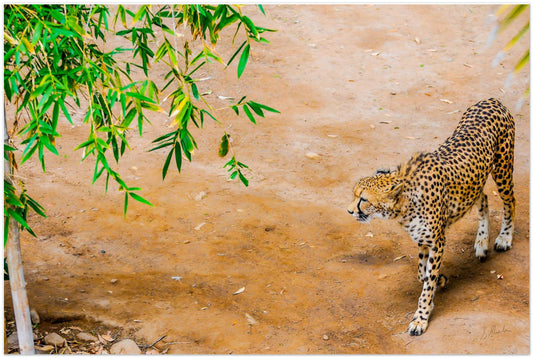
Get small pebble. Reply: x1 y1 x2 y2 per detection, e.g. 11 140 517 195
110 279 118 284
194 191 207 201
7 332 18 349
30 308 40 324
76 332 99 342
305 152 320 159
110 339 141 355
323 334 329 341
44 332 66 347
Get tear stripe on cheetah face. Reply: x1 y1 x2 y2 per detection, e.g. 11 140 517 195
347 98 516 336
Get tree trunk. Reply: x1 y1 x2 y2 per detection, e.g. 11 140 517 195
4 112 35 354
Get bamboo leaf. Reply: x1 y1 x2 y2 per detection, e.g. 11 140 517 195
191 83 199 100
124 192 129 216
497 5 528 34
162 147 174 180
237 44 250 78
514 49 529 73
227 40 247 66
242 104 256 124
503 21 529 51
254 102 280 113
129 192 153 206
218 133 230 157
174 142 182 172
238 172 249 186
7 208 30 230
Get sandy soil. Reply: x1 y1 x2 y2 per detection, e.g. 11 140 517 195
4 5 530 354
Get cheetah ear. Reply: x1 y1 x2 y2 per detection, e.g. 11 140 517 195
387 182 404 198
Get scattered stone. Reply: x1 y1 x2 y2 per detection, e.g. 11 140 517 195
30 308 40 324
110 278 119 284
323 334 329 341
76 332 99 342
109 339 141 355
7 332 18 349
305 152 320 159
194 191 207 201
45 332 66 347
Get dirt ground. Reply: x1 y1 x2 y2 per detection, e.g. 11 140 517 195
4 5 530 354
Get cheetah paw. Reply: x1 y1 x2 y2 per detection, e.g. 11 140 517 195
437 274 448 288
494 236 512 252
408 317 428 336
475 247 488 262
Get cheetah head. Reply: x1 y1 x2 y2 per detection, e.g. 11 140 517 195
347 171 404 223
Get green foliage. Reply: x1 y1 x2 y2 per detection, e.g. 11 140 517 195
4 145 47 245
489 5 529 90
4 5 278 239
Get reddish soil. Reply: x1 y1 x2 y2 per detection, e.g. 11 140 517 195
4 5 529 354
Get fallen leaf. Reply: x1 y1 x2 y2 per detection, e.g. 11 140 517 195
440 99 453 104
68 326 83 331
97 334 107 344
463 63 473 68
393 255 406 262
365 232 374 238
447 110 460 115
194 222 206 231
414 37 421 44
245 313 258 325
101 333 114 342
38 345 56 353
233 287 246 295
497 274 504 280
371 51 381 56
379 120 392 124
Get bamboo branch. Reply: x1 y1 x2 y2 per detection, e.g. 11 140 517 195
4 108 35 355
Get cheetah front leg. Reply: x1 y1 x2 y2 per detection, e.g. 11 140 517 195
409 241 444 336
417 244 429 283
474 193 489 261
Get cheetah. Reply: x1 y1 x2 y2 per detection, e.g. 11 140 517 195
347 98 516 336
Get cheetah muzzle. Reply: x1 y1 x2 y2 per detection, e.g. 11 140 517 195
347 98 516 336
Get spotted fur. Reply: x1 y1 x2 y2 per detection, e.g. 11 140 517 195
347 98 515 336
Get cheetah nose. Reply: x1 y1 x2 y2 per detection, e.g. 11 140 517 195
347 209 354 215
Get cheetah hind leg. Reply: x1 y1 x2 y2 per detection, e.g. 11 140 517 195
474 193 489 261
491 138 516 252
